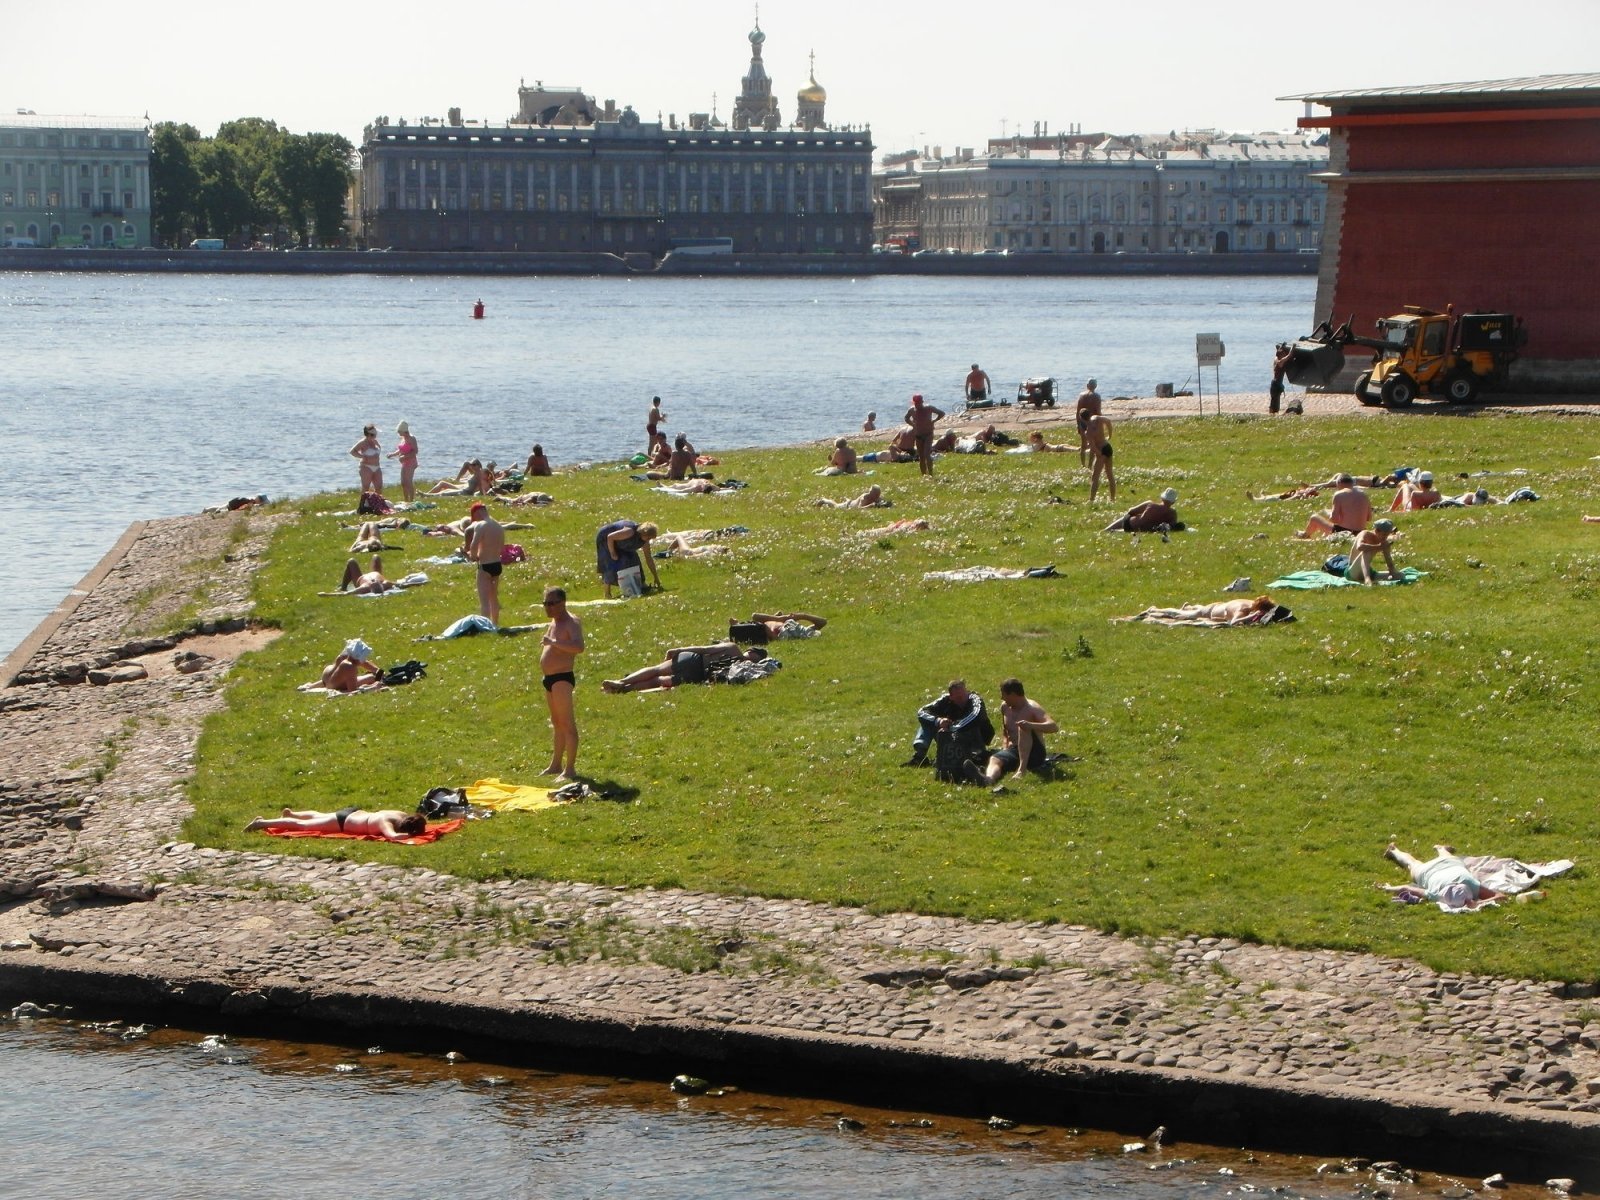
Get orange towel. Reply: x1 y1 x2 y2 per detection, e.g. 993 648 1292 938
263 818 465 845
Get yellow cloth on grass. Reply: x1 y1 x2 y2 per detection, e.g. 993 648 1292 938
464 778 560 813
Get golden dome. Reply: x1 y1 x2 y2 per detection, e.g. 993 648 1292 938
798 74 826 104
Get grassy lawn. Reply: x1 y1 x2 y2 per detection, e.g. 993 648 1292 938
187 412 1600 982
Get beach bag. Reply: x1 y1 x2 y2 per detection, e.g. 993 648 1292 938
501 544 526 564
1322 553 1350 578
357 491 393 515
382 659 427 686
728 622 770 645
418 786 469 819
934 729 989 784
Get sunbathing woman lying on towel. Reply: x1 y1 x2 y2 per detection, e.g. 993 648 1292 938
1130 596 1274 625
322 556 393 595
246 807 425 840
814 484 890 510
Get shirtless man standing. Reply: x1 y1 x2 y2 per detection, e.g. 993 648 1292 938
1084 412 1116 502
1298 474 1372 539
965 363 992 404
903 394 946 477
1075 379 1103 463
539 586 585 780
464 502 507 625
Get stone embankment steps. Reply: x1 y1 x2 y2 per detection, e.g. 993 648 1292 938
3 494 1600 1182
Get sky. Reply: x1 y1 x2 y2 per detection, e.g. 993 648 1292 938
4 0 1597 157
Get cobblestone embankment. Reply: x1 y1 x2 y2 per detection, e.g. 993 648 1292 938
3 508 1599 1184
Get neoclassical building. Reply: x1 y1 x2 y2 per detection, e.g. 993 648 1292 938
0 114 150 247
358 23 872 255
875 133 1328 255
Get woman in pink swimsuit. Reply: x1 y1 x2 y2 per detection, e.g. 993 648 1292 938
387 420 419 501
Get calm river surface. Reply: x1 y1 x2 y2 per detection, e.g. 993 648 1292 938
1 271 1353 1193
5 1011 1519 1200
1 271 1312 655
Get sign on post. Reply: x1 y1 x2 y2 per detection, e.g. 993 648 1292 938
1195 333 1225 413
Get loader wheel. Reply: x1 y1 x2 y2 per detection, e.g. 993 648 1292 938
1444 370 1480 403
1381 373 1417 407
1353 371 1377 406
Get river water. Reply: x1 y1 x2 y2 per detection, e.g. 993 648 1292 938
1 271 1312 656
2 271 1351 1194
5 1011 1524 1200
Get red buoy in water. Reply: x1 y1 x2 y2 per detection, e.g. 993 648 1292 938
472 299 485 320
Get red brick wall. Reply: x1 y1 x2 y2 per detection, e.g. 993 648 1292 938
1330 179 1600 359
1350 116 1600 171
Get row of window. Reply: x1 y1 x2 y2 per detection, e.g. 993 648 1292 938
0 132 143 150
916 199 1323 225
1 162 139 179
390 156 864 179
1 190 135 210
927 169 1319 197
2 221 136 242
383 187 864 216
962 228 1320 251
380 218 864 248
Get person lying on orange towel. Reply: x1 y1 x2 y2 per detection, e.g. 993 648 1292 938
244 807 455 844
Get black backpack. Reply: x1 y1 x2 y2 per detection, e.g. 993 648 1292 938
382 659 427 686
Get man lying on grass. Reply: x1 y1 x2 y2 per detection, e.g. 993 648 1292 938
602 642 769 693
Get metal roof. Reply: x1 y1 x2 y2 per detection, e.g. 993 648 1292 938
1282 73 1600 106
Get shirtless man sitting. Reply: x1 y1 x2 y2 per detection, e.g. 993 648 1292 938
1346 519 1401 584
602 642 767 693
1104 489 1182 533
1391 470 1443 512
246 807 426 841
464 502 506 625
862 427 916 463
525 444 553 477
1297 474 1372 539
817 437 858 475
970 678 1060 787
309 639 382 691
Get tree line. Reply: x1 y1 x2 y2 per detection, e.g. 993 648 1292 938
151 118 355 248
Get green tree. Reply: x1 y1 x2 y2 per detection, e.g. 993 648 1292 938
193 141 253 239
270 132 356 246
150 122 202 247
215 118 286 241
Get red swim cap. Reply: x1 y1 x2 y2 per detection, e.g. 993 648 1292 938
912 394 923 405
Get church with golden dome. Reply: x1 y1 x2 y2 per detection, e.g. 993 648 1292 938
358 14 869 256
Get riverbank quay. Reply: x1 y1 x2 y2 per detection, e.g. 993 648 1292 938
0 246 1317 278
3 508 1600 1185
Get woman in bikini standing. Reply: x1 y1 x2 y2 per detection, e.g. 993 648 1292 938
387 421 419 502
350 424 383 495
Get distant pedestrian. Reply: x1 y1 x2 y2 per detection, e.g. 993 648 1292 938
1075 379 1102 464
538 586 584 781
1270 343 1293 414
350 424 383 495
464 502 506 625
388 420 418 501
965 363 992 404
862 410 877 432
903 394 946 477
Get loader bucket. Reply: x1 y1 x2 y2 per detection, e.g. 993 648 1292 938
1284 339 1349 387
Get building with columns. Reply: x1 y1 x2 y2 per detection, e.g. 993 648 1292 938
0 114 151 248
358 23 868 255
874 132 1327 256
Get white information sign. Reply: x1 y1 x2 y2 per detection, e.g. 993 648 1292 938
1196 333 1225 367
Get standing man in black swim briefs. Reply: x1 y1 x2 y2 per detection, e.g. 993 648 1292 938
465 501 507 626
1075 379 1102 464
1084 412 1116 503
539 585 585 781
904 393 946 478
